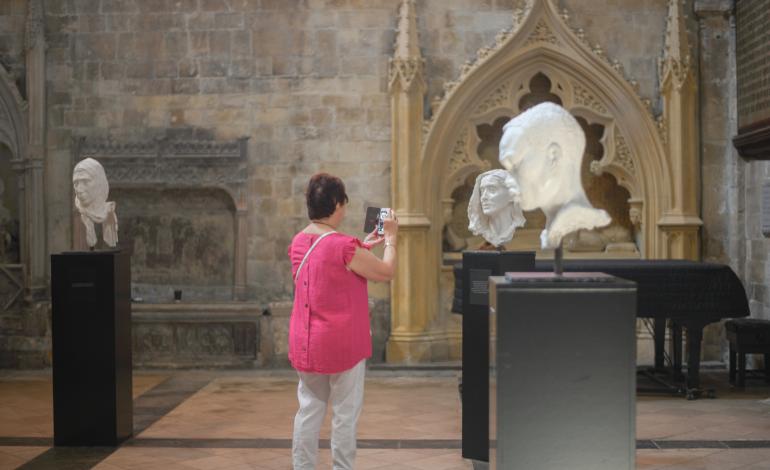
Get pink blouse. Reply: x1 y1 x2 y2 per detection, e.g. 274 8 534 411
288 232 372 374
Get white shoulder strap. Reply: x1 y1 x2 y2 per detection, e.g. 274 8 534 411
294 231 336 283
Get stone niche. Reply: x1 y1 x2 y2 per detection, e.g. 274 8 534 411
115 187 235 303
75 136 268 368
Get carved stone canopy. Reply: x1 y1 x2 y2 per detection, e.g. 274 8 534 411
74 137 249 210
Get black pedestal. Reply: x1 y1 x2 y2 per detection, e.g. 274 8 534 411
51 250 132 446
460 251 535 462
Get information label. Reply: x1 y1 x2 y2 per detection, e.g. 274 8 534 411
469 268 493 306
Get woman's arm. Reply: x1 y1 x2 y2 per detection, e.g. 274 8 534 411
348 213 398 282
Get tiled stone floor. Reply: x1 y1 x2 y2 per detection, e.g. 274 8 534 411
1 369 770 469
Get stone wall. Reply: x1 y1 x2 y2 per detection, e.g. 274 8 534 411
41 0 677 305
0 0 751 367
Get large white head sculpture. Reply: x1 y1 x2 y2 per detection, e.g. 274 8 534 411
499 102 610 249
73 158 118 248
467 169 526 247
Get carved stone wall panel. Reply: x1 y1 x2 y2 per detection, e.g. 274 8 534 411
133 321 258 367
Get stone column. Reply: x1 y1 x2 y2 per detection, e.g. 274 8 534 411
24 0 47 297
658 0 703 260
695 0 740 267
695 0 741 361
385 0 440 363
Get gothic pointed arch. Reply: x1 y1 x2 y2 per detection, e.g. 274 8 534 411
421 0 673 259
386 0 701 364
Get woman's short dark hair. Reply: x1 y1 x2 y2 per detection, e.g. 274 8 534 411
306 173 349 220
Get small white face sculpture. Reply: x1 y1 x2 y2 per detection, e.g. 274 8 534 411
498 102 610 249
73 158 118 248
467 169 525 247
480 175 511 216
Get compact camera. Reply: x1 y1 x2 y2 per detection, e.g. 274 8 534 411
364 206 391 235
377 208 391 236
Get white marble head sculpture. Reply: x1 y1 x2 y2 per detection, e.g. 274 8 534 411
467 169 526 247
499 102 610 249
73 158 118 248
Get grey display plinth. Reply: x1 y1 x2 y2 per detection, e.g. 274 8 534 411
489 273 637 470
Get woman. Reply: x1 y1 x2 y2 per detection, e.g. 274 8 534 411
288 173 398 470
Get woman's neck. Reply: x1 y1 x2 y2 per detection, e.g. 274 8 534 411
308 219 337 233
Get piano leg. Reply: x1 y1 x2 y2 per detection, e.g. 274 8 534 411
654 318 666 371
686 325 702 390
729 347 736 385
672 322 683 381
765 354 770 384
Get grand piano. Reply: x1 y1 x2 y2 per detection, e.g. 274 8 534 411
454 258 750 393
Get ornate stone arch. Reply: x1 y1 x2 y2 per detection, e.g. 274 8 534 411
423 2 672 260
386 0 700 364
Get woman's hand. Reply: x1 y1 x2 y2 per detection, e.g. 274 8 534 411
363 228 385 247
383 211 398 243
349 211 399 282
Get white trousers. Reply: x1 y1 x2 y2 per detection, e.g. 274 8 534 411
292 360 366 470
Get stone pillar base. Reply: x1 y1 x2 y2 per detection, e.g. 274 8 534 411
386 331 461 364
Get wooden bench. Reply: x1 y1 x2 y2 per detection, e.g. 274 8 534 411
725 318 770 388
